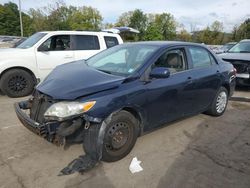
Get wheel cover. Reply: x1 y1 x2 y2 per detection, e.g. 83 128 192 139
105 122 130 151
8 75 27 93
216 91 227 113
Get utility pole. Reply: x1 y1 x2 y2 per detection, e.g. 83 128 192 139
18 0 23 37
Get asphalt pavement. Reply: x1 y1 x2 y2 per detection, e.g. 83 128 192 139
0 89 249 188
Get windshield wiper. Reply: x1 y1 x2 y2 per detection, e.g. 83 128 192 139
239 51 250 53
228 51 250 53
97 69 112 74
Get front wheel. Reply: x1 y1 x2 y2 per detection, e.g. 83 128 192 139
0 69 35 97
206 87 228 116
84 110 139 162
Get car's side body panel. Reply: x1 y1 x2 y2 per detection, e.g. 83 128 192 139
67 43 235 133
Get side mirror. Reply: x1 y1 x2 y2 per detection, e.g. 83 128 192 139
150 67 170 79
38 45 49 52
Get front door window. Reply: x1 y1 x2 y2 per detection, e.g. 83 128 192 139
154 49 187 74
39 35 71 51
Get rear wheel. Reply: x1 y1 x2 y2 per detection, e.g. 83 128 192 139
206 87 228 116
0 69 35 97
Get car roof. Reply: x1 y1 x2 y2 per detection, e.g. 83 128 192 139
226 42 237 45
39 30 120 37
240 39 250 42
124 41 207 48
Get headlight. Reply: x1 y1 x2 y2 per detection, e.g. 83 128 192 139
44 101 96 120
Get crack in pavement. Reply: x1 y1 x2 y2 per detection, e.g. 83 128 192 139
185 113 250 176
229 126 250 146
190 146 249 175
0 155 26 188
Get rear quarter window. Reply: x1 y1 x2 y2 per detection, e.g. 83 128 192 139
104 36 119 48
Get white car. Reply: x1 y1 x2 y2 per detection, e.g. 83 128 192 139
0 31 123 97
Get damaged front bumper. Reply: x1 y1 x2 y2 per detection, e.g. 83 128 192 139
15 101 47 138
15 100 108 175
14 100 95 145
236 73 250 86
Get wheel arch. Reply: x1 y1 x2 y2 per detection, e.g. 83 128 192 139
221 83 230 95
121 107 144 136
0 66 37 83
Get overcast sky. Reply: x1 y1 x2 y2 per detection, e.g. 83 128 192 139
1 0 250 32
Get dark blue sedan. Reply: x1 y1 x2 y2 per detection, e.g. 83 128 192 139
15 42 236 171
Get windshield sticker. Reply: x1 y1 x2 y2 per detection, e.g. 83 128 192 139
128 68 134 73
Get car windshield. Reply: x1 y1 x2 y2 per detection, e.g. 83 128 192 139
17 32 47 49
86 44 159 76
228 42 250 53
222 44 235 51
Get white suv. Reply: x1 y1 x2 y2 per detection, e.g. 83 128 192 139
0 31 123 97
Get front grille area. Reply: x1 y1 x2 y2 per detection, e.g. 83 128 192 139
30 91 54 123
223 59 250 74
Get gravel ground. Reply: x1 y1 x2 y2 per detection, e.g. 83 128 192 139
0 89 249 188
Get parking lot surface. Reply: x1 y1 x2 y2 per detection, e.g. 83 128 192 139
0 90 249 188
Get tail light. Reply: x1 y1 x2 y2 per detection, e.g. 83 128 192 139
232 68 237 75
229 68 237 83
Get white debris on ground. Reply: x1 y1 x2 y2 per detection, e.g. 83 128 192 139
129 157 143 174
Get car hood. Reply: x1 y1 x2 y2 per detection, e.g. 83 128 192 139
0 48 25 53
37 61 125 100
0 48 31 60
219 53 250 62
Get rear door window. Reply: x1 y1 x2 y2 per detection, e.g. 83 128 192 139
104 36 119 48
188 47 213 68
72 35 100 50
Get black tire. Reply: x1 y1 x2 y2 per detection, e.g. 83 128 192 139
206 87 228 116
0 69 35 97
83 123 102 161
83 110 139 162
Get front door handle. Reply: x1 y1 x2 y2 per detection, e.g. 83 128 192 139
64 55 73 59
187 76 193 84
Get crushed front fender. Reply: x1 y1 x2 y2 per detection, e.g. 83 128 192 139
59 112 116 175
15 100 111 176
